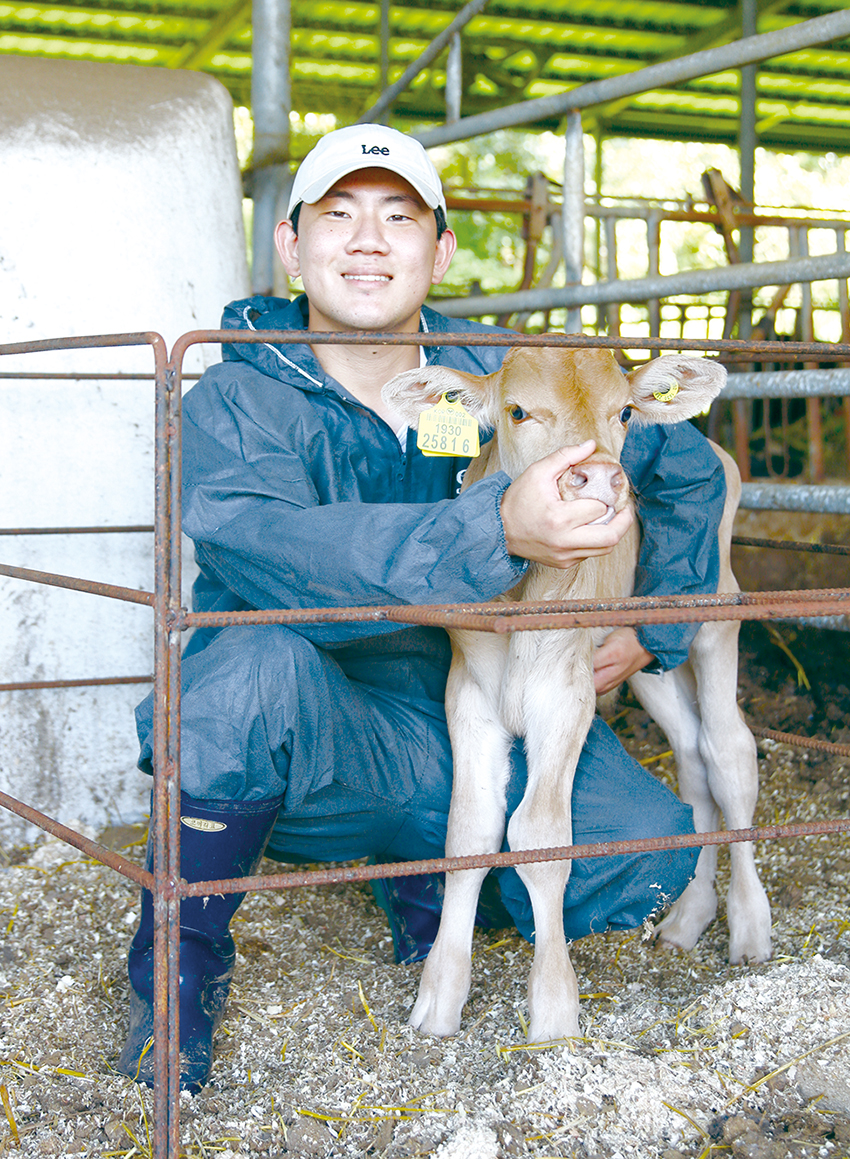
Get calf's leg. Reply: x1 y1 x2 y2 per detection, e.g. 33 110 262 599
629 620 770 962
409 660 512 1037
689 618 771 962
507 668 594 1043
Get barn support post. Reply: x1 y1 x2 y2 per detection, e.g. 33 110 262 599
251 0 291 296
562 110 584 334
379 0 390 125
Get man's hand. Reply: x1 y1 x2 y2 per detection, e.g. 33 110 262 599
500 441 633 569
593 627 655 695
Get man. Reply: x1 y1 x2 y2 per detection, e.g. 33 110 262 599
118 125 726 1092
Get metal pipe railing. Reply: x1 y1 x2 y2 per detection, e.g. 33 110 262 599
721 369 850 398
432 250 850 318
738 483 850 516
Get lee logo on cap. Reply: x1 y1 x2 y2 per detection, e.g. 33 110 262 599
362 144 390 156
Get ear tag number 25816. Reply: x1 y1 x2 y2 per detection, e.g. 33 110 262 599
416 392 480 458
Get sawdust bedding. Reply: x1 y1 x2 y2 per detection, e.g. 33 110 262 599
0 622 848 1159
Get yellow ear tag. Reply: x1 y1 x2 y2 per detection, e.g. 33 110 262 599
652 380 680 402
416 391 481 458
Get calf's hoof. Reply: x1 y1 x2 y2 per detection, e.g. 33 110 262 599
408 990 464 1038
526 1012 580 1045
728 884 772 964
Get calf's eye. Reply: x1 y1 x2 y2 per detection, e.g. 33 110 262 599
508 404 528 423
619 405 632 424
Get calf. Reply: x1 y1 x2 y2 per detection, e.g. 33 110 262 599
383 347 771 1044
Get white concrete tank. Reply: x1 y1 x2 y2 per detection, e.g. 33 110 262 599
0 57 250 844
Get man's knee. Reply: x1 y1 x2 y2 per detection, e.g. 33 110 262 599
135 625 330 797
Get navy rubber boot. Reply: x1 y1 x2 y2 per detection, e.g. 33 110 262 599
371 868 513 963
116 793 283 1094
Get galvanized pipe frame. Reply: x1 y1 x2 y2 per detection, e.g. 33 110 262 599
433 250 850 319
1 327 849 1159
413 8 850 150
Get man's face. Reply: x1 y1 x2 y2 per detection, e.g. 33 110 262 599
275 168 456 334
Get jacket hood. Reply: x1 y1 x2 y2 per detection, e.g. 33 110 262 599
219 293 511 390
221 294 326 391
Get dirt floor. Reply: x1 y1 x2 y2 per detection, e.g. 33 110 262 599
0 621 848 1158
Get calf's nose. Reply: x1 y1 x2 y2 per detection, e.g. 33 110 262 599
562 460 624 507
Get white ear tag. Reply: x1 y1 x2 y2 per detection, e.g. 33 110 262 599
652 380 680 402
416 392 481 458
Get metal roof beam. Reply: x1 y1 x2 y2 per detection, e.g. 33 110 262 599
169 0 251 68
585 0 791 133
413 7 850 147
358 0 490 122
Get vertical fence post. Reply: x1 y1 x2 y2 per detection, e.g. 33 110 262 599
446 33 462 123
738 0 758 343
837 228 850 474
604 213 620 337
793 226 825 481
152 351 183 1157
647 209 661 345
562 110 584 335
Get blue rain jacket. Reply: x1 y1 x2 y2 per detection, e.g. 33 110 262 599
182 293 725 672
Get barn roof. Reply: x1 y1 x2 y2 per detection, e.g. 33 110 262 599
3 0 850 155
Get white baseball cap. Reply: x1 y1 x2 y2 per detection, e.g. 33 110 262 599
287 124 447 217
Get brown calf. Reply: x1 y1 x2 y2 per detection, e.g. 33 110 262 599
383 347 771 1043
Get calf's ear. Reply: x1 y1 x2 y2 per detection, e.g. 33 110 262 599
626 355 726 425
381 365 493 429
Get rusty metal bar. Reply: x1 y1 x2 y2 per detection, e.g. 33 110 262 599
0 787 153 887
0 372 163 380
170 327 850 361
176 588 850 636
152 347 183 1148
0 562 155 606
0 675 152 692
0 333 167 357
732 537 850 556
0 525 154 535
180 818 850 898
748 726 850 757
